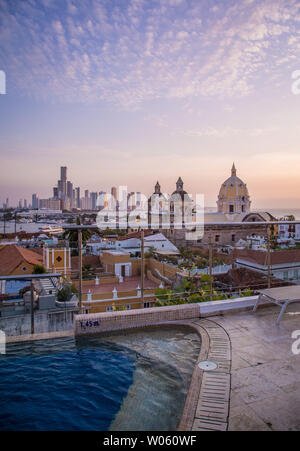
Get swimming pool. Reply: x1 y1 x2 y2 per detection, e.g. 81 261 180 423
3 280 29 295
0 326 200 431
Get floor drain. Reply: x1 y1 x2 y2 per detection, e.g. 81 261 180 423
198 360 217 371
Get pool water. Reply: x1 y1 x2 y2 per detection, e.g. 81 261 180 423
0 327 200 431
4 280 29 294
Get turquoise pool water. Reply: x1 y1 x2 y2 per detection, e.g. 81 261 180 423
0 327 200 431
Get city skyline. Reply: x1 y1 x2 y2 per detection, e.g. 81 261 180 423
1 0 300 208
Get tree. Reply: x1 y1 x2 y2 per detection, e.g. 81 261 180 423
62 216 93 250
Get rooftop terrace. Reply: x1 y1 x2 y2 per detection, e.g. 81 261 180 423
213 303 300 431
5 294 300 431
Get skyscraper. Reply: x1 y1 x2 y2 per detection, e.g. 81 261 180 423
67 181 73 199
91 192 98 210
60 166 67 182
60 166 67 196
111 186 117 201
32 194 38 209
75 187 80 209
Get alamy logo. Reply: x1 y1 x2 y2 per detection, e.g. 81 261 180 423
291 330 300 355
95 186 204 241
291 70 300 95
0 330 6 354
0 71 5 95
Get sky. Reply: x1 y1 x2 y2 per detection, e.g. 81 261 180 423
1 0 300 209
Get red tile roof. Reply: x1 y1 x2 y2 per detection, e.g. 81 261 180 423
215 267 293 290
233 248 300 266
0 244 43 275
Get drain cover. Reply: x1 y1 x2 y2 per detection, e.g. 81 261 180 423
198 360 217 371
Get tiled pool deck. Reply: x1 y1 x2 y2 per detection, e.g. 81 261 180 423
212 304 300 431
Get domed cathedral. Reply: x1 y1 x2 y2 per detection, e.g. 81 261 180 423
217 163 251 215
198 163 277 248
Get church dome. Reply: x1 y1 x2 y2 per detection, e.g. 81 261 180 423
217 164 251 214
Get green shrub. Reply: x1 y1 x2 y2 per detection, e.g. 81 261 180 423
32 264 46 274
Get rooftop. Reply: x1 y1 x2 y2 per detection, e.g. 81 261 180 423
233 248 300 266
81 275 159 295
0 244 43 275
210 303 300 430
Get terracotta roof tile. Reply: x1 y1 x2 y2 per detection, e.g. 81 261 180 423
0 244 43 275
233 248 300 266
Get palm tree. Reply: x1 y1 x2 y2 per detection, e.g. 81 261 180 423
63 216 93 252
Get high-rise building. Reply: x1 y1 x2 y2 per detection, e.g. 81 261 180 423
75 187 80 209
67 181 73 199
97 191 106 210
60 166 67 196
57 180 63 197
111 186 117 201
60 166 67 182
53 187 58 198
24 199 27 209
90 192 98 210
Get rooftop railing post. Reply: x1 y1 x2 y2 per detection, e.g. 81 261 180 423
209 233 213 301
141 229 144 306
267 225 271 289
78 229 82 313
30 280 34 335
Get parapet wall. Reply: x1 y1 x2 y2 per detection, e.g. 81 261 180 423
75 303 200 335
74 295 265 336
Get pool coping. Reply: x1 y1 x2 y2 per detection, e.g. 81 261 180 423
6 329 74 343
176 319 231 431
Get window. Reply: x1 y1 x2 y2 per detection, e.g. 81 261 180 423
215 235 220 242
106 305 114 312
229 205 234 213
283 271 288 280
144 302 150 308
126 304 131 310
22 266 27 271
241 205 245 212
231 234 235 242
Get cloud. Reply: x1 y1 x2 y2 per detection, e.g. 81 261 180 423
0 0 300 109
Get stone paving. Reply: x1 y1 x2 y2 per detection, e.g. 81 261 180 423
209 304 300 431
